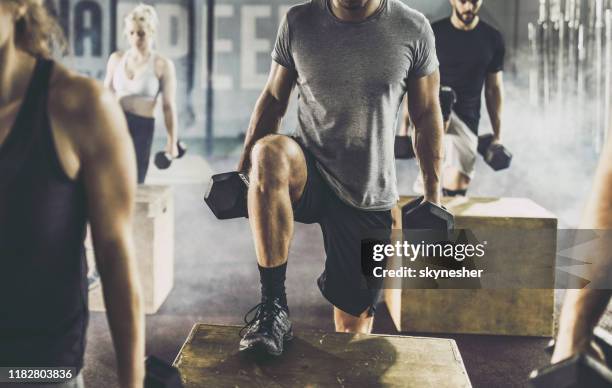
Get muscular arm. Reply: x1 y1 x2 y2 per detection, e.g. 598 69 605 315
407 70 444 204
237 62 296 171
53 75 144 387
485 71 504 141
552 134 612 363
160 58 179 156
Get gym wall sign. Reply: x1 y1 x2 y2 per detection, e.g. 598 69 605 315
46 0 113 80
198 1 294 92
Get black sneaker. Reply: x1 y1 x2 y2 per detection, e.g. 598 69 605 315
239 297 293 356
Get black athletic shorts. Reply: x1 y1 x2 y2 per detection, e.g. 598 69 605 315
292 138 392 318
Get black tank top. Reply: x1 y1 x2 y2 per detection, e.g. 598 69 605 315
0 59 88 371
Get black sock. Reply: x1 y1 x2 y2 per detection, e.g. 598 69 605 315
258 262 288 311
443 188 467 197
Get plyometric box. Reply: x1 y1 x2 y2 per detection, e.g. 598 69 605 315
385 197 557 337
89 185 174 314
173 324 472 388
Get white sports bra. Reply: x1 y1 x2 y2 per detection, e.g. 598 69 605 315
112 52 161 102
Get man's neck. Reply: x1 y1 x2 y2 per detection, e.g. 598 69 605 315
0 43 35 106
450 13 479 31
329 0 382 22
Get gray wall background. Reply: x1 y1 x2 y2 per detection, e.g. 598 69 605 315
48 0 606 227
48 0 539 138
205 0 539 137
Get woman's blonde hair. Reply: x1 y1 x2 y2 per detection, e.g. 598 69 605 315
10 0 66 58
124 3 159 39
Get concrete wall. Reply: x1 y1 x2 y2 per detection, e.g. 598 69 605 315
47 0 538 139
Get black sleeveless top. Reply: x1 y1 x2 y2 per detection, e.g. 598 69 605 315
0 59 88 371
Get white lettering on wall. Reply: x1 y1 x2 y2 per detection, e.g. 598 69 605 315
214 5 235 90
240 5 271 90
156 4 189 57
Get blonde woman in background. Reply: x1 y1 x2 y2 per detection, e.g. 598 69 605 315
104 3 179 183
0 0 144 386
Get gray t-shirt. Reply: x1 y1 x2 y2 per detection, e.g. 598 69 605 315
273 0 438 210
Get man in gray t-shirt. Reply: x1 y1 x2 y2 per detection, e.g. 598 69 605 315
236 0 444 356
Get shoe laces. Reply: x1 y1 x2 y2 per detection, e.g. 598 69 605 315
239 299 280 337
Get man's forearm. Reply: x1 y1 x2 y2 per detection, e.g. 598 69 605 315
485 86 503 139
238 92 286 170
413 108 444 203
97 239 145 388
559 290 612 341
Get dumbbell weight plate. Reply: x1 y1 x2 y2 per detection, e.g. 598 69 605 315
145 356 183 388
402 196 455 231
155 152 172 170
401 197 455 262
529 354 612 388
477 134 494 157
204 171 249 219
155 141 188 170
486 143 512 171
478 134 512 171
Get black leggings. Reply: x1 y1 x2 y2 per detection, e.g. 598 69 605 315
125 111 155 184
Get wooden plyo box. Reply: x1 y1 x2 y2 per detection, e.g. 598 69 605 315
173 324 472 388
89 185 174 314
385 197 557 337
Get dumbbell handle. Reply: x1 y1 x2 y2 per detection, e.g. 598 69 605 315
166 141 187 159
238 171 250 186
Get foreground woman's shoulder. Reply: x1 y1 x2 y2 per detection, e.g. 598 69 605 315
48 62 121 139
50 63 114 114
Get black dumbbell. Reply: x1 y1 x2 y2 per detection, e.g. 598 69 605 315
401 197 454 258
544 327 612 365
594 328 612 362
155 140 188 170
395 135 415 159
440 86 456 122
402 196 455 231
530 327 612 388
145 356 183 388
529 354 612 388
477 134 512 171
204 171 249 219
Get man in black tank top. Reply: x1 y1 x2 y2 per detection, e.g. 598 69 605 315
0 2 144 387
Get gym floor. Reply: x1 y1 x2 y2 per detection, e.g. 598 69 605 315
82 145 612 388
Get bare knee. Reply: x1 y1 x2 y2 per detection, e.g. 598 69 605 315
250 135 292 189
250 135 306 199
